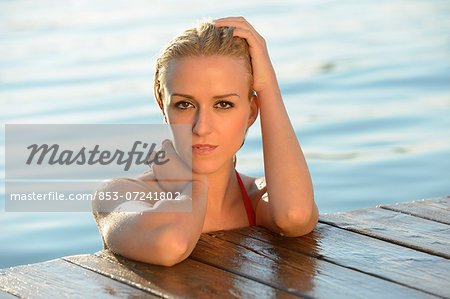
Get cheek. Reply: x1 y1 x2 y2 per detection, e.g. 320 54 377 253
167 112 195 126
165 105 186 124
223 111 249 143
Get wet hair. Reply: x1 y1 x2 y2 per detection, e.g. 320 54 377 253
154 19 254 118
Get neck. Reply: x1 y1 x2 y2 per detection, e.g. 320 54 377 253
202 161 238 214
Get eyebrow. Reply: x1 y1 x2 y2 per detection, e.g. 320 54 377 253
171 93 240 100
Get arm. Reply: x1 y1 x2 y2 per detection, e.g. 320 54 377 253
214 17 318 236
256 81 318 236
92 141 209 266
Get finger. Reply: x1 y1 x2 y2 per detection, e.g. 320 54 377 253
231 28 266 54
162 139 190 170
213 17 256 32
159 139 193 182
213 16 248 23
213 18 252 31
214 19 264 41
161 139 175 156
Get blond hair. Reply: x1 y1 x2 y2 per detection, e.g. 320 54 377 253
154 20 254 117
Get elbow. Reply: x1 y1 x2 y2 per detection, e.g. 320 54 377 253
150 228 190 267
130 227 189 267
275 203 319 237
106 224 190 267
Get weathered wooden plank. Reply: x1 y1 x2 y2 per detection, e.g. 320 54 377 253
0 257 157 298
65 251 295 299
379 196 450 225
189 231 435 298
234 225 450 298
320 207 450 259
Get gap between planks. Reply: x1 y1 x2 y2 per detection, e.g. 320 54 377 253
205 225 443 298
378 196 450 225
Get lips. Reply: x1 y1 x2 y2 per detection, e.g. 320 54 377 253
192 144 218 155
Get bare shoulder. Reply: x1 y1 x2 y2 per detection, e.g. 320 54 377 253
236 172 267 211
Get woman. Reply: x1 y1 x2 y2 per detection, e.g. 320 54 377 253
92 16 318 267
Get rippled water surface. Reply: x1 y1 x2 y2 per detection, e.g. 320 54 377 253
1 0 449 268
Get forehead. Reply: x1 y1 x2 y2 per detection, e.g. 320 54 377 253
164 55 250 94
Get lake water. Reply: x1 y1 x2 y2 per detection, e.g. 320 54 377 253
1 0 449 268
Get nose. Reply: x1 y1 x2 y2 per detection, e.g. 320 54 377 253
192 106 212 136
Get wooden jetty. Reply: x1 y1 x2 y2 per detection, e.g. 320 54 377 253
1 196 449 298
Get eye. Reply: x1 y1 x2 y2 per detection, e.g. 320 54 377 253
214 101 234 109
174 101 194 110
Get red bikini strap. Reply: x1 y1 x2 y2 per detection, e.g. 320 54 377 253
235 170 256 226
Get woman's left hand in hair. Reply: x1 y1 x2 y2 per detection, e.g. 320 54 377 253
213 16 277 94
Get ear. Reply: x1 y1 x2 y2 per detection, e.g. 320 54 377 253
247 94 259 128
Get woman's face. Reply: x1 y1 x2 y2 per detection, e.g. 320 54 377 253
163 55 257 174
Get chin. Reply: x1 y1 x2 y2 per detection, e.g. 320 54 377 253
191 164 217 175
191 160 229 175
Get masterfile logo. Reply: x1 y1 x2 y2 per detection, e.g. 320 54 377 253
25 141 169 171
5 124 192 212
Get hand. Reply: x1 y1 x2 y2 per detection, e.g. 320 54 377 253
151 139 192 192
213 16 278 94
152 139 208 192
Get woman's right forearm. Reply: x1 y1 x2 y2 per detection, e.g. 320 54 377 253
105 179 208 266
145 180 209 260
